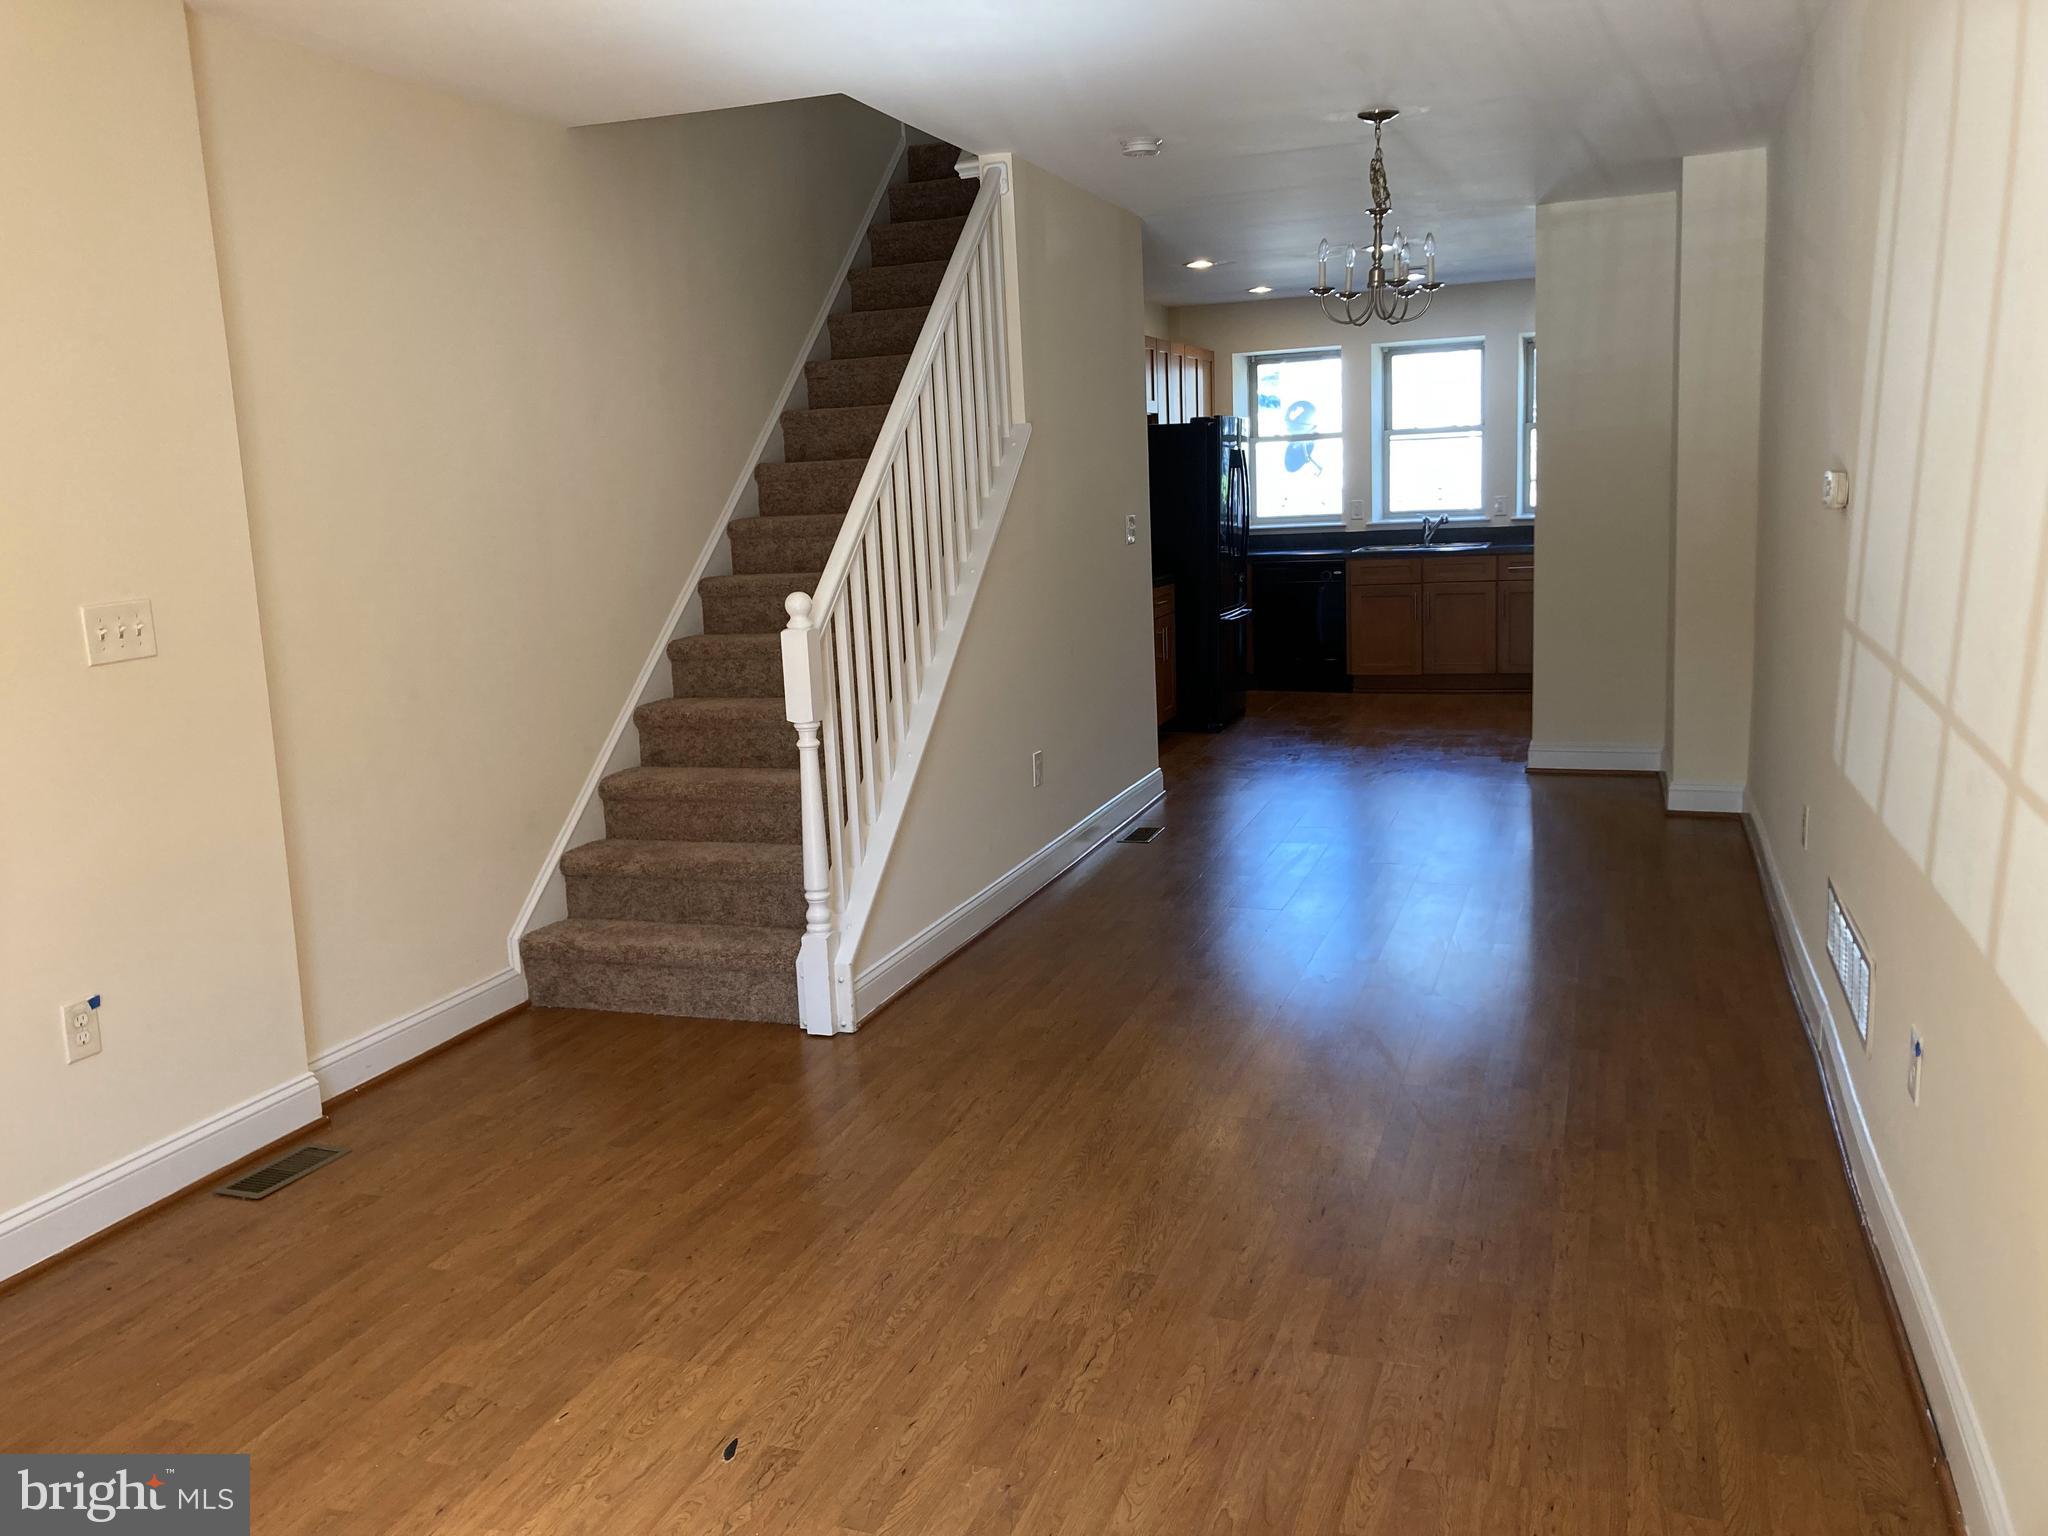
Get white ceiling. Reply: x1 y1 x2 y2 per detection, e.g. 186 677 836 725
191 0 1829 306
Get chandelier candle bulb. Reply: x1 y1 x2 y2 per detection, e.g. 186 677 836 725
1317 239 1330 289
1424 232 1436 283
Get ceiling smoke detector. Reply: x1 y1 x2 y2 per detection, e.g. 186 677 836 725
1120 136 1165 157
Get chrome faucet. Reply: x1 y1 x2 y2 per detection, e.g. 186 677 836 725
1420 514 1450 546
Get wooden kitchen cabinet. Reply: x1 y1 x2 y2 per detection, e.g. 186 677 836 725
1345 549 1534 687
1421 582 1498 674
1346 585 1423 675
1153 580 1177 724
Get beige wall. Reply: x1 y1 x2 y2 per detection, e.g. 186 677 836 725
189 16 900 1059
1752 0 2048 1526
1142 299 1172 339
1167 282 1534 526
861 160 1159 966
1668 149 1767 796
1530 193 1677 760
0 0 311 1214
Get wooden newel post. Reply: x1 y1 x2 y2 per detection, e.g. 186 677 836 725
781 592 836 1035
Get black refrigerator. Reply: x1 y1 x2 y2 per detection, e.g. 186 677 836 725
1148 417 1251 731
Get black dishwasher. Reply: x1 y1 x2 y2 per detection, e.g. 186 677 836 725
1253 561 1350 690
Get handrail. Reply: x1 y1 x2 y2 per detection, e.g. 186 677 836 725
780 157 1028 1034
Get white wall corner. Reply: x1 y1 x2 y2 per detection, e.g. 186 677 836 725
505 126 908 971
0 1073 324 1283
1745 812 2013 1536
1661 777 1747 815
1526 742 1667 774
851 767 1165 1024
308 967 528 1099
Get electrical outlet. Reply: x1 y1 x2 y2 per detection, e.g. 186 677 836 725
1907 1028 1923 1104
1491 494 1508 521
1800 804 1810 850
1125 513 1138 546
1345 499 1367 528
63 995 102 1063
1031 749 1044 788
82 600 157 665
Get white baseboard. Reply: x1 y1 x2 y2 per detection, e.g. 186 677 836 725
1526 741 1665 773
1746 812 2011 1536
1663 776 1746 815
851 767 1166 1023
0 1073 323 1283
507 127 909 969
309 967 528 1099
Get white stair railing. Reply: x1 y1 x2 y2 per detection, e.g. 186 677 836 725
780 157 1030 1035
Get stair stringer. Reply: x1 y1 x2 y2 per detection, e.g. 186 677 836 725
506 125 908 970
822 422 1034 1028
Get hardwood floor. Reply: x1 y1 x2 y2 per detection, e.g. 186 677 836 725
0 691 1956 1534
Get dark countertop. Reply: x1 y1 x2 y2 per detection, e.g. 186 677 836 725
1252 526 1535 561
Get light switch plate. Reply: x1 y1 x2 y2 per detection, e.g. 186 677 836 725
82 600 157 665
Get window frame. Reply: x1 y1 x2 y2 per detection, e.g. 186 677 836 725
1519 333 1537 518
1374 337 1486 523
1246 346 1346 528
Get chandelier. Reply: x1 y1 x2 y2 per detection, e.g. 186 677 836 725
1311 109 1444 326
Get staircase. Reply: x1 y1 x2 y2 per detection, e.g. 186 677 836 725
520 141 974 1025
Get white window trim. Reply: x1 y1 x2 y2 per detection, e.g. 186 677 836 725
1370 335 1486 524
1245 346 1345 529
1517 332 1537 520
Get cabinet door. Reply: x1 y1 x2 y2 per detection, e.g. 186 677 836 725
1422 581 1498 674
1347 586 1422 675
1153 602 1177 723
1498 578 1534 673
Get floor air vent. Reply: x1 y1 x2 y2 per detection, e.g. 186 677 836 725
1120 826 1164 844
215 1145 348 1201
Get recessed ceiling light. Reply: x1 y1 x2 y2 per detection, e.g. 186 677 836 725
1247 285 1273 294
1120 136 1165 157
1185 258 1215 270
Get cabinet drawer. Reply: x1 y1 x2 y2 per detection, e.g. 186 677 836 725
1495 553 1536 580
1422 555 1496 583
1348 557 1421 586
1152 584 1175 617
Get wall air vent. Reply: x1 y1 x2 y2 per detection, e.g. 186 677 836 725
1825 882 1872 1045
1120 826 1164 844
215 1145 348 1201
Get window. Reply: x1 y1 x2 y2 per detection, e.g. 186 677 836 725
1249 349 1343 524
1521 335 1538 515
1381 340 1483 518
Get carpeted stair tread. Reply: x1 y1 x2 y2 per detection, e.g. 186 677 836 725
829 306 931 359
783 402 889 462
667 632 783 698
890 177 977 222
700 571 815 635
635 695 794 768
598 766 800 844
871 217 965 268
563 838 801 884
805 352 911 410
562 839 806 928
728 513 842 577
907 142 961 182
521 918 801 1023
851 260 948 313
756 458 866 518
